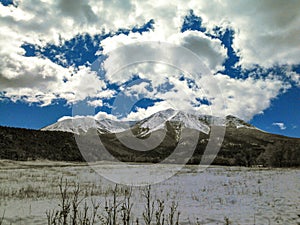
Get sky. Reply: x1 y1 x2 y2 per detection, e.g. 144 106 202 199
0 0 299 138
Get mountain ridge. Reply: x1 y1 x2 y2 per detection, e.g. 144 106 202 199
42 109 257 136
0 109 299 167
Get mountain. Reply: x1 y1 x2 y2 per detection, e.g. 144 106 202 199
0 110 299 167
133 109 210 139
42 117 130 134
42 109 255 138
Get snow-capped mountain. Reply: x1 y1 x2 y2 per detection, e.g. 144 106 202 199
41 117 129 134
225 115 256 129
3 110 299 167
42 109 256 135
134 109 211 137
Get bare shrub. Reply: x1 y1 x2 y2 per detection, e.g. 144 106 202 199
0 210 5 225
46 179 187 225
142 185 154 225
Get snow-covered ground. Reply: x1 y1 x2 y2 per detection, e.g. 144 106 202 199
0 160 299 224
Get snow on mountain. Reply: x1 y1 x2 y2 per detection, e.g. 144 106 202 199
96 118 132 133
170 111 210 133
198 114 256 129
137 108 177 131
41 117 96 134
225 115 256 129
42 117 129 134
135 109 211 137
42 109 257 135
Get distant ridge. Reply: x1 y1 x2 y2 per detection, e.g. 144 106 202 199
0 109 299 167
42 109 257 137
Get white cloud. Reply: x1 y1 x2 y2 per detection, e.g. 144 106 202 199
1 0 300 69
58 111 119 122
57 115 92 122
57 0 98 24
190 0 300 68
100 31 226 79
124 101 175 121
0 0 299 122
287 71 300 87
272 122 286 130
0 52 71 105
87 99 103 107
94 111 118 121
60 66 106 103
0 55 106 105
170 31 226 72
119 73 289 121
205 74 290 120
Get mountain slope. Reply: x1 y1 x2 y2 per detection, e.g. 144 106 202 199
42 109 255 137
42 117 129 134
0 110 299 167
132 109 210 139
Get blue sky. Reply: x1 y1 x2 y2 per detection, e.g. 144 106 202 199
0 1 299 138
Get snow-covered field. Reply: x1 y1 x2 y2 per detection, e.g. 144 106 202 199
0 160 299 224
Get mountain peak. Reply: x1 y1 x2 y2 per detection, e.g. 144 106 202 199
42 109 257 135
225 115 255 128
134 109 211 138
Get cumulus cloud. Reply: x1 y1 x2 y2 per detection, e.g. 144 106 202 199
57 0 98 24
94 111 118 121
272 122 286 130
100 30 226 78
287 71 300 87
2 0 300 67
189 0 300 68
119 72 289 121
171 31 226 71
0 54 106 105
58 108 119 122
0 0 299 122
60 66 106 103
124 101 175 121
0 49 71 105
206 74 290 120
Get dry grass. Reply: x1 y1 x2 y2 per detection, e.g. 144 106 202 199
0 211 5 225
45 178 183 225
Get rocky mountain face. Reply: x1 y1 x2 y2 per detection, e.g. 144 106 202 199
1 109 300 167
42 109 254 137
